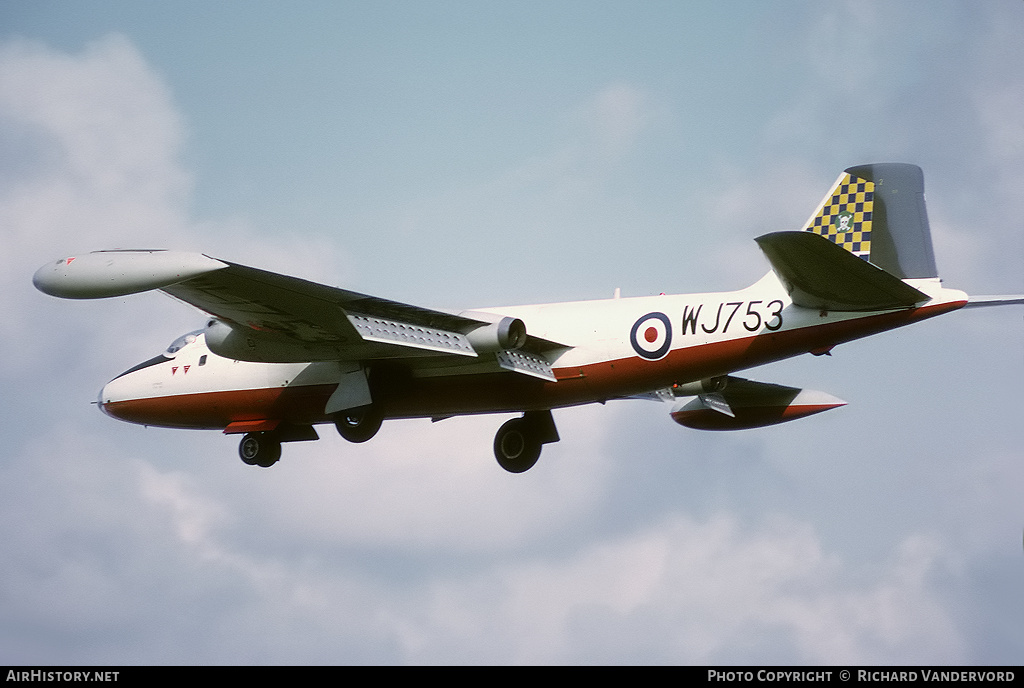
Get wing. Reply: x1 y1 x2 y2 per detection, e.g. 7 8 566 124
162 258 479 357
33 250 567 380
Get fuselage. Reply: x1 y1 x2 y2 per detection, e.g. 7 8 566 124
98 272 968 431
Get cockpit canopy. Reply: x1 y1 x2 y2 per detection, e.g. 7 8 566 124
111 329 205 381
165 330 203 356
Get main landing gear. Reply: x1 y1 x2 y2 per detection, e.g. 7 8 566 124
334 405 384 443
493 410 559 473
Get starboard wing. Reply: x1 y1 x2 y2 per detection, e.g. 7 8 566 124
161 259 482 357
34 250 567 377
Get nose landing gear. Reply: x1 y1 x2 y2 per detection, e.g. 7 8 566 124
238 432 282 468
235 425 318 467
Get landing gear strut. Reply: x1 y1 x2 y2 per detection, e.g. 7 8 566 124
238 432 282 468
493 410 559 473
334 404 384 443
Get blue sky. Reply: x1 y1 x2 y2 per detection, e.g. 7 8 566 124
1 1 1022 665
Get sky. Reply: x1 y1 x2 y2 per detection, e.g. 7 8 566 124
1 0 1022 665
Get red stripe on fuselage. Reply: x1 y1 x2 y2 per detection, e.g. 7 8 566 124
102 384 338 429
102 300 964 430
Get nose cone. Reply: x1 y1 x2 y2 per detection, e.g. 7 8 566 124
97 375 128 421
96 363 164 425
96 380 121 419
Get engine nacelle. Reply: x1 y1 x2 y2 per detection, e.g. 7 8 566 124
671 377 727 396
465 316 528 352
204 319 284 362
203 319 346 363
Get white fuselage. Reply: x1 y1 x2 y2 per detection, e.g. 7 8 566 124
98 272 968 431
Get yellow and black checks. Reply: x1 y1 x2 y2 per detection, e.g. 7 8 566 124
805 172 874 259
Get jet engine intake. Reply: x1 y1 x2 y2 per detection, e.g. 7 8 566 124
465 316 528 352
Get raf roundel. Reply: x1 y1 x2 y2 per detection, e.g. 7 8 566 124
630 312 673 360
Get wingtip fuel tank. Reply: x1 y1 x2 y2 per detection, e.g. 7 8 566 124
670 381 847 431
33 250 227 299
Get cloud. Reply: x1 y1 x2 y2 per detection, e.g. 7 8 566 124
0 34 353 368
0 35 190 252
0 36 190 368
318 513 964 664
0 418 967 664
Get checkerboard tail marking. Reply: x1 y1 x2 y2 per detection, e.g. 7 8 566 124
802 171 874 261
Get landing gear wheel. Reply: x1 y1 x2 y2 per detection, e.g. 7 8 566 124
334 405 384 443
493 418 542 473
239 432 282 468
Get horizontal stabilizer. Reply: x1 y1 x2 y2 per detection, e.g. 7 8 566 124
756 231 928 311
963 295 1024 309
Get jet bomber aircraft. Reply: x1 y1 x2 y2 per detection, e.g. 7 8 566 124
34 164 1023 472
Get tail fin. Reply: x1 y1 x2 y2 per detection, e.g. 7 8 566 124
802 163 938 279
755 163 940 312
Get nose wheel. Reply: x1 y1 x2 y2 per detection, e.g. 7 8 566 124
239 432 282 468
